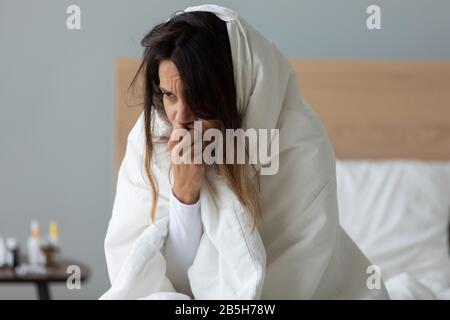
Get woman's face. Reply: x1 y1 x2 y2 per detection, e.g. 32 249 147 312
158 59 214 132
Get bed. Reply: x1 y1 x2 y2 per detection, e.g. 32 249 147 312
115 58 450 299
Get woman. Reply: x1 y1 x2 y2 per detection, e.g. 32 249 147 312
101 5 389 299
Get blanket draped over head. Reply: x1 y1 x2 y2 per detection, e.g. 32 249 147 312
101 5 389 299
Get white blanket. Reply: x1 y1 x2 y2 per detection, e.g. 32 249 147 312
101 5 390 300
385 271 450 300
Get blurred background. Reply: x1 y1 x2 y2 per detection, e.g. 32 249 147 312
0 0 449 299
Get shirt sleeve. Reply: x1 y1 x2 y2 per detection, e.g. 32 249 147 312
164 190 203 297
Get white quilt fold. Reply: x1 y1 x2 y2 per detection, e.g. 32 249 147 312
101 166 266 300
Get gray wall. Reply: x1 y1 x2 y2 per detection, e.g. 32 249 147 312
0 0 449 299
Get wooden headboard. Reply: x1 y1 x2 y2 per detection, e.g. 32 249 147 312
115 58 450 173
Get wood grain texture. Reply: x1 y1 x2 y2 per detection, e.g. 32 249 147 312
115 58 450 173
292 60 450 160
115 57 144 175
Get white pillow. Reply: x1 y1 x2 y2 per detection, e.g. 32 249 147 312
336 160 450 285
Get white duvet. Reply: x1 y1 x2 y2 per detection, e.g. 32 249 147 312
337 160 450 300
100 5 390 300
385 272 450 300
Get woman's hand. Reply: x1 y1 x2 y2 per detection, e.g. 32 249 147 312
167 124 205 204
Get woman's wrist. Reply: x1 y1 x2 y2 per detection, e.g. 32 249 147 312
172 186 200 205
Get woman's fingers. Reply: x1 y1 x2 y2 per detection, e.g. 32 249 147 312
169 127 204 164
168 126 189 164
167 125 189 151
168 125 206 204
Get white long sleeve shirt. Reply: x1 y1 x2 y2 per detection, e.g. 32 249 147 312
164 190 203 297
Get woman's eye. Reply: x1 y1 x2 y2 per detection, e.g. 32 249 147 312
163 92 176 101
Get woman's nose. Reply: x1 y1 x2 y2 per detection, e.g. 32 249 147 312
174 102 196 125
